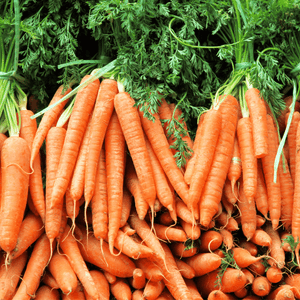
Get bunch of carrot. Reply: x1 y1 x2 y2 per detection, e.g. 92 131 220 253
1 71 300 300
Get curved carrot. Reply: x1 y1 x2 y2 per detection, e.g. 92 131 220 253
188 108 222 217
144 280 165 300
50 75 100 209
105 110 126 254
85 79 118 204
255 159 269 217
228 136 242 190
129 268 146 290
0 136 30 253
115 92 156 211
252 276 271 297
245 87 268 158
110 278 132 300
84 270 110 300
30 84 72 166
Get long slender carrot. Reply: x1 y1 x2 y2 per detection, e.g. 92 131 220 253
199 95 239 227
255 159 269 218
135 258 164 282
188 108 222 217
105 110 126 254
85 79 118 204
30 84 72 166
228 136 242 190
50 75 100 209
119 186 133 228
114 91 156 212
245 87 268 158
0 136 31 253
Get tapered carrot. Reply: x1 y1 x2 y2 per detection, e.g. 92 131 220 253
42 271 60 290
170 241 198 258
144 280 165 300
252 276 271 297
153 223 187 242
135 258 164 282
84 270 110 300
188 108 222 216
245 87 268 158
137 102 189 207
85 79 118 204
175 258 196 279
125 156 149 220
45 126 66 244
110 278 132 300
120 186 133 228
0 251 28 300
228 136 242 190
20 107 45 222
50 75 100 209
215 212 239 231
248 260 266 276
129 268 146 290
261 114 281 229
145 134 174 211
105 110 126 254
114 91 156 212
179 219 201 241
0 136 30 253
255 159 269 217
219 228 233 250
237 116 257 203
175 197 196 225
35 285 60 300
8 211 43 261
223 178 238 205
198 230 223 252
199 95 239 227
156 289 175 300
132 290 144 300
69 113 93 202
184 278 203 300
48 249 78 295
12 234 55 300
231 247 262 268
65 189 84 226
286 111 300 184
250 229 272 247
30 84 72 166
59 225 100 300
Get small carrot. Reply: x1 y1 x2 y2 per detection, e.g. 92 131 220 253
266 266 283 284
228 136 242 191
153 223 187 242
250 229 272 247
239 240 258 257
219 228 234 250
248 260 266 276
231 247 262 268
266 285 296 300
251 276 271 297
35 285 60 300
129 268 146 290
42 271 60 290
198 230 223 253
144 280 165 300
207 290 237 300
84 270 110 300
179 219 201 241
135 258 164 282
184 278 204 300
175 258 196 279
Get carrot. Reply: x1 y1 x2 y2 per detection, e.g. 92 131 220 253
254 159 269 217
78 225 136 278
84 270 110 300
135 258 164 282
35 285 60 300
234 287 248 298
84 79 118 204
256 215 266 228
120 187 133 228
196 268 247 298
251 276 271 297
62 284 86 300
137 102 189 207
69 113 93 202
103 271 116 284
237 179 257 240
207 290 237 300
158 211 175 226
12 234 55 300
219 228 233 250
154 223 187 242
143 280 165 300
266 285 296 300
104 110 126 253
65 189 84 226
175 197 196 225
241 268 254 285
281 232 293 252
286 111 300 184
179 219 201 241
188 108 222 216
261 114 281 229
285 274 300 299
59 225 100 300
110 278 132 300
30 84 72 166
0 251 28 300
221 195 234 218
245 87 268 158
184 278 204 300
228 136 242 191
42 271 60 290
170 242 198 258
145 134 174 211
184 252 222 277
249 229 272 247
48 249 78 295
199 95 238 227
231 247 262 268
129 268 146 290
132 290 144 300
248 260 266 276
156 242 192 300
223 178 239 205
266 266 283 283
239 240 258 257
50 75 100 209
215 212 239 232
114 92 156 213
8 211 43 261
20 108 45 222
198 230 223 253
0 136 30 253
156 289 176 300
237 116 257 203
175 258 196 279
125 156 149 220
44 126 66 244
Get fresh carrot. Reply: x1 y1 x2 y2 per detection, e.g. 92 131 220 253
103 271 117 284
199 95 238 227
143 280 165 300
110 279 132 300
8 211 43 261
285 274 300 299
0 136 30 253
261 114 281 229
234 287 248 298
132 290 144 300
48 249 78 295
170 241 198 258
114 91 156 213
154 223 187 242
175 197 196 225
184 278 204 300
42 271 60 290
231 247 262 268
215 212 239 232
62 284 86 300
179 219 201 241
242 268 254 285
223 177 239 205
266 266 283 283
256 215 266 228
30 84 72 166
207 290 237 300
198 230 223 253
239 240 258 257
84 79 118 204
175 258 196 279
156 289 176 300
228 136 242 191
248 260 266 276
50 75 100 209
219 228 234 250
120 187 133 228
158 211 175 226
251 276 271 297
35 285 60 300
266 285 296 300
188 107 222 217
65 189 84 227
129 268 146 290
12 234 55 300
281 232 293 252
245 87 268 158
135 258 164 282
84 270 110 300
184 252 222 277
249 229 272 247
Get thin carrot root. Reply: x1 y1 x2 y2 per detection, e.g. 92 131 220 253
2 162 34 175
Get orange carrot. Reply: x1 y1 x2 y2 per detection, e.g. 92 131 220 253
228 136 242 190
179 219 201 241
266 266 283 283
35 285 60 300
266 285 296 300
110 278 132 300
282 275 300 299
62 284 86 300
42 271 60 290
198 230 223 253
249 229 272 247
30 84 72 166
207 290 237 300
251 276 271 297
219 228 233 250
184 278 204 300
50 75 100 209
153 223 187 242
175 258 196 279
135 258 164 282
239 240 258 257
129 268 146 290
84 270 110 300
84 79 118 204
245 87 268 158
223 177 239 205
170 242 198 258
0 136 30 253
231 247 262 268
105 110 126 254
248 260 266 276
144 280 165 300
199 95 239 227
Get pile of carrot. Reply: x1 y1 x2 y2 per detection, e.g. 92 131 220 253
1 74 300 300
